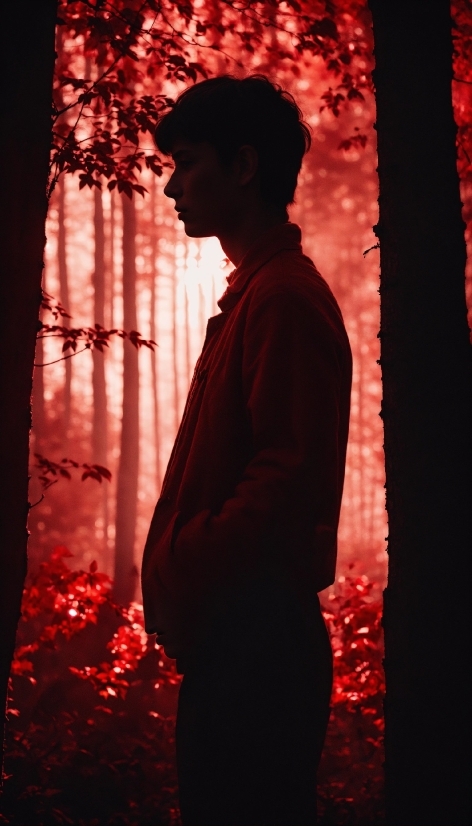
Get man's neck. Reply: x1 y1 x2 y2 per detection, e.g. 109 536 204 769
217 207 287 267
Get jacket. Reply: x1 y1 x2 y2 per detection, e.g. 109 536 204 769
141 222 352 668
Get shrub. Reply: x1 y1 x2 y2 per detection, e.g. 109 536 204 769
2 549 385 825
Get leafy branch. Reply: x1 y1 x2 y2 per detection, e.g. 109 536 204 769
33 454 112 494
36 323 156 365
36 292 156 367
50 0 376 197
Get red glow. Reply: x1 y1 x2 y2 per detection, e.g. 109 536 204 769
8 550 385 821
5 2 469 824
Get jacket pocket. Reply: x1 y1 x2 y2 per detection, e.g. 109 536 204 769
141 509 181 634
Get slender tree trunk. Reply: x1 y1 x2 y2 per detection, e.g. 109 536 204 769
108 186 116 331
149 175 161 490
184 284 191 387
57 174 71 447
198 283 206 347
150 274 161 491
92 185 108 552
368 466 376 553
356 315 366 540
114 192 139 604
32 281 47 447
0 0 56 760
210 273 216 318
171 266 180 432
369 3 472 823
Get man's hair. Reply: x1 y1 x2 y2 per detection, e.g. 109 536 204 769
154 75 311 214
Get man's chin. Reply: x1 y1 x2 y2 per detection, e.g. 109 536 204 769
181 219 214 239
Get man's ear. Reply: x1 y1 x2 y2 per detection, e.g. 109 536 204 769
234 144 259 187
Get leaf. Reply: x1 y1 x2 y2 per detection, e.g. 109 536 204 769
309 17 339 41
132 183 147 197
347 87 365 101
92 465 112 481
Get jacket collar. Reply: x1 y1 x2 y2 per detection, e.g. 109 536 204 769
217 222 302 312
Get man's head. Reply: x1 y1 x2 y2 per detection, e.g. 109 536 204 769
154 75 310 239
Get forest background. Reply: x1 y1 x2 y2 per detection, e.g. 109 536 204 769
1 1 471 824
31 0 389 601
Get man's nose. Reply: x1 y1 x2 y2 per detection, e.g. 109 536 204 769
163 170 181 200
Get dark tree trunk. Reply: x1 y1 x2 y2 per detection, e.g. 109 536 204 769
369 2 472 824
92 185 108 552
0 0 56 758
114 193 139 605
57 174 71 446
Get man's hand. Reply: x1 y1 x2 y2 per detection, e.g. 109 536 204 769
153 590 199 660
152 590 189 659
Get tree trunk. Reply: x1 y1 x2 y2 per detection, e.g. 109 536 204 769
92 185 108 553
114 192 139 605
57 174 72 447
0 0 56 759
369 2 472 824
184 284 191 388
150 274 161 491
108 186 116 330
356 314 366 543
32 302 47 448
198 282 206 349
150 175 161 490
171 264 180 432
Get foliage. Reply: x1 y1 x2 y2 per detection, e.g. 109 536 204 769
51 0 471 200
318 573 384 824
9 546 180 696
51 0 375 197
33 454 112 495
452 0 472 186
2 548 182 825
2 550 384 825
10 547 115 682
38 292 156 367
324 573 384 715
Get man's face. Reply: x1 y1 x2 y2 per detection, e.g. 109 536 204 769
163 139 243 238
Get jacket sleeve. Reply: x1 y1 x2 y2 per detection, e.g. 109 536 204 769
163 288 347 612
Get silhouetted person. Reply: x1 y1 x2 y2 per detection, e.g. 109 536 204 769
141 75 352 826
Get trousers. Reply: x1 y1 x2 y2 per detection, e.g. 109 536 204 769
175 573 333 826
